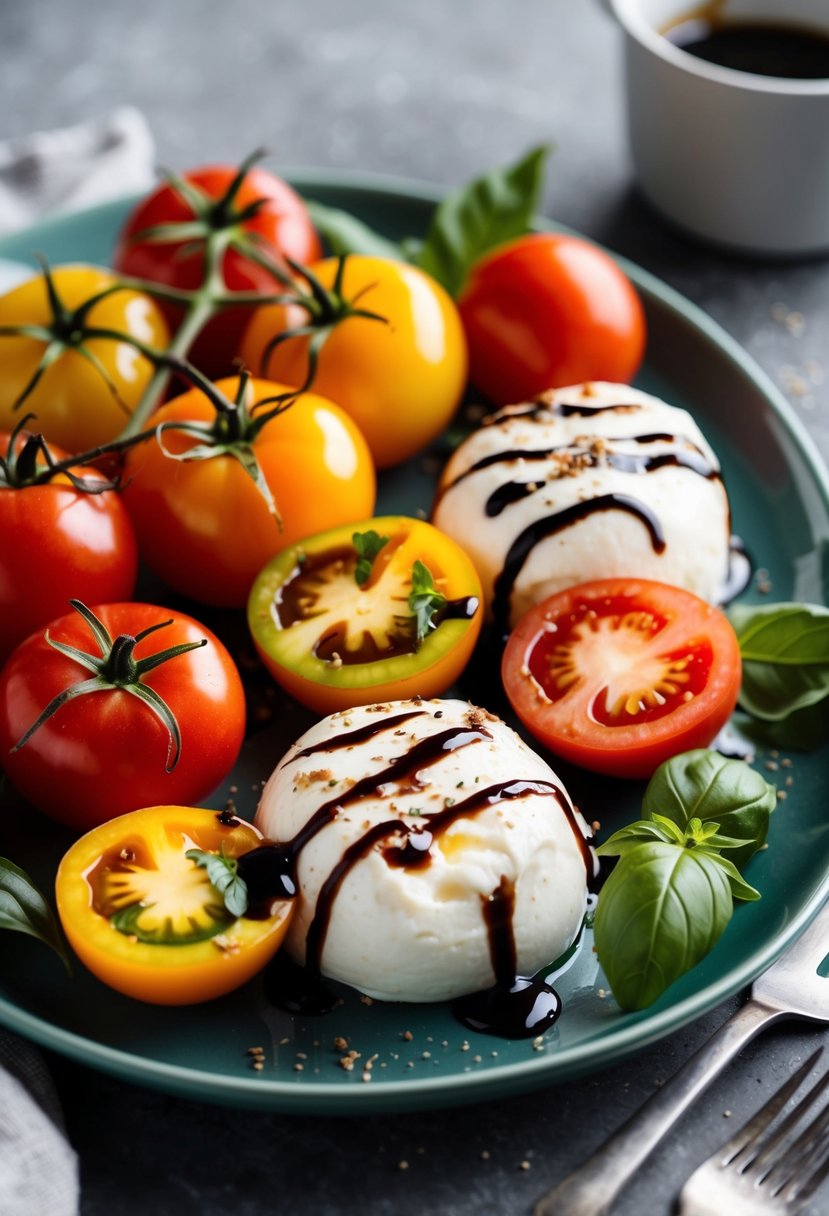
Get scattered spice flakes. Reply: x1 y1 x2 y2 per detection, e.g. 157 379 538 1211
402 1030 414 1042
777 790 788 801
253 1060 265 1072
398 1160 410 1171
481 1150 491 1161
360 994 374 1006
519 1160 531 1172
532 1036 545 1052
333 1036 349 1051
294 1063 304 1072
460 1040 470 1052
724 1109 733 1118
765 760 780 772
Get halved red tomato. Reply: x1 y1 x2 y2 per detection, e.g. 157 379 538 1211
501 578 742 779
248 516 483 713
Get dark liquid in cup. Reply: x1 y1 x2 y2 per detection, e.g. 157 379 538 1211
664 17 829 79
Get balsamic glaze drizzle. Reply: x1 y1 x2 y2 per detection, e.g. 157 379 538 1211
491 494 667 634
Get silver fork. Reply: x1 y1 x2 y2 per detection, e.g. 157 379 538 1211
678 1047 829 1215
533 897 829 1216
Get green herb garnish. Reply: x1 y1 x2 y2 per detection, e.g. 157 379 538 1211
0 857 71 972
186 847 249 919
408 560 446 643
729 601 829 749
353 530 389 587
593 751 775 1011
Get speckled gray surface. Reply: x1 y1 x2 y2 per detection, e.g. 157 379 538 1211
2 1 829 1213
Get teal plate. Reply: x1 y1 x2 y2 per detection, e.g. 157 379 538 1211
1 172 828 1113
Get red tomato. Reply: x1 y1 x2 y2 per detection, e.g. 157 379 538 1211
458 233 647 405
501 579 741 779
113 163 321 378
0 602 246 829
0 430 138 663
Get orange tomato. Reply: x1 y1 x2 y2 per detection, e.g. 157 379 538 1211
55 806 293 1005
122 375 376 607
238 256 468 469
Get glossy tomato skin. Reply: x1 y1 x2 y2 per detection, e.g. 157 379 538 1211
0 604 246 829
248 515 483 713
0 265 169 450
55 807 293 1004
501 578 741 780
121 376 376 607
113 165 321 379
239 256 468 468
0 433 139 663
458 234 647 405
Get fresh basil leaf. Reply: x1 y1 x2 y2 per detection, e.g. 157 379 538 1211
353 529 389 587
643 750 775 870
186 848 248 919
729 602 829 728
0 857 71 972
408 559 447 643
597 818 683 856
414 145 551 297
305 200 404 261
593 842 733 1011
705 852 761 903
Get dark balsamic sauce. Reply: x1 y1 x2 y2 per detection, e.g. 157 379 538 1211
491 494 667 634
294 709 425 758
664 17 829 80
451 876 561 1039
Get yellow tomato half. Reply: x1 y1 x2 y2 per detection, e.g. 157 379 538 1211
238 256 468 469
55 806 293 1005
248 515 483 713
0 265 169 451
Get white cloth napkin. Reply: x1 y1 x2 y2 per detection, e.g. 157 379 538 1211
0 108 158 1215
0 106 156 237
0 1031 79 1215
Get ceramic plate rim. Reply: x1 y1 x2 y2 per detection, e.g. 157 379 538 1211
0 168 827 1112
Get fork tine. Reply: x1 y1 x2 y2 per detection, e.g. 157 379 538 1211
792 1138 829 1206
719 1049 824 1169
748 1060 829 1181
765 1098 829 1203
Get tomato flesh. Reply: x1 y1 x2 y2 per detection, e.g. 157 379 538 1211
56 807 293 1004
502 579 742 779
248 516 483 713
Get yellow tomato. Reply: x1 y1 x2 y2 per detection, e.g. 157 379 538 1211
0 265 169 451
238 256 468 469
55 806 293 1005
248 515 483 713
122 375 376 607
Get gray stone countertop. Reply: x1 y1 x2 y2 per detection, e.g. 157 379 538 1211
1 0 828 1213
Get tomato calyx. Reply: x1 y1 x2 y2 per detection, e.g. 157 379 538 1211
127 149 293 279
0 258 157 419
254 254 388 395
0 412 157 494
11 599 207 771
149 366 298 527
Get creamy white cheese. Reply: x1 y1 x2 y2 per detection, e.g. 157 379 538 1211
432 381 732 629
255 698 591 1003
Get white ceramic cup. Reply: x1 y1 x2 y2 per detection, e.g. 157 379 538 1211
605 0 829 255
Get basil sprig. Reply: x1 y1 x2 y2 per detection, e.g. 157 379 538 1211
353 529 389 587
306 145 550 298
186 848 249 919
408 560 446 643
729 602 829 749
0 857 71 972
593 751 774 1012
